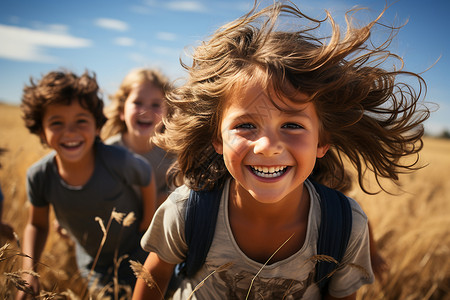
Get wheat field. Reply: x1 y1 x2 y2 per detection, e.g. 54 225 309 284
0 102 449 299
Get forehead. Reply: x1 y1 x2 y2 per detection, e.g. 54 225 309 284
223 79 310 115
43 101 91 117
129 82 164 98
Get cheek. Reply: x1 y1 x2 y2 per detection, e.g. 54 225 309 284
119 108 126 121
153 110 163 121
123 106 138 123
222 135 248 162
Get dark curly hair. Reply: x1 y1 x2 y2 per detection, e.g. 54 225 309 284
21 69 106 137
154 2 431 193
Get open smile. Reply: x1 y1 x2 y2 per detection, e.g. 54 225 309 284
250 165 288 178
61 141 83 149
136 119 153 127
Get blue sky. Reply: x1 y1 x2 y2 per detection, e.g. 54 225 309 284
1 0 449 135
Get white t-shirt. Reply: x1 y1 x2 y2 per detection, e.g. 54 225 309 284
141 179 374 299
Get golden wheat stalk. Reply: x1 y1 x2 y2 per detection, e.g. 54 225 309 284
0 242 34 263
4 270 39 296
129 259 165 299
308 254 339 264
112 211 136 299
112 210 126 224
81 207 116 299
123 211 136 227
113 254 129 299
187 262 234 300
245 233 295 300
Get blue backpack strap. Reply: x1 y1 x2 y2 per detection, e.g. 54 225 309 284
181 187 223 277
311 181 353 295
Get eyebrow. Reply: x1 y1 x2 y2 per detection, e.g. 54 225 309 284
46 112 92 121
282 109 311 118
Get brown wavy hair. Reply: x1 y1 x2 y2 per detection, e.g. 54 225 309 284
21 69 106 137
102 68 173 139
154 2 431 193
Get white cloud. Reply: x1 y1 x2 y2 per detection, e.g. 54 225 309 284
94 18 129 32
30 22 69 34
156 32 177 41
0 24 92 63
130 5 153 15
151 45 181 57
114 37 135 46
165 1 207 13
128 52 150 64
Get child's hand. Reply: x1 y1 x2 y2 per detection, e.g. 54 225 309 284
0 222 14 240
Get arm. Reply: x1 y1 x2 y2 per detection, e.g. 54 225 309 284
16 205 50 300
0 199 15 240
132 252 175 300
139 175 157 232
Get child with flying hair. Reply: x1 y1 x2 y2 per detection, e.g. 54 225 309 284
17 69 157 299
102 68 175 207
133 2 430 299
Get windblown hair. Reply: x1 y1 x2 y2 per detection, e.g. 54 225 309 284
21 69 106 136
154 2 430 193
102 68 173 139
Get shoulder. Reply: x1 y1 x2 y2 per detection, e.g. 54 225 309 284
150 145 169 157
97 140 147 165
347 196 368 228
97 140 127 158
165 184 191 211
96 141 151 182
27 151 56 179
151 184 191 227
140 184 191 259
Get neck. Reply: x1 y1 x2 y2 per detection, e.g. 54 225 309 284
123 132 153 154
55 150 96 186
229 180 310 228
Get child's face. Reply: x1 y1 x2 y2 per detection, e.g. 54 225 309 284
121 82 164 139
41 101 99 164
213 82 329 204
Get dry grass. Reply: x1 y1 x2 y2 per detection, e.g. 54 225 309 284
1 102 449 299
352 137 450 300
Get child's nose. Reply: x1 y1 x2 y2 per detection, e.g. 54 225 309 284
66 123 77 133
138 105 155 115
253 133 282 156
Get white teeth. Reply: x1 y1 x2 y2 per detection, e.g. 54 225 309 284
250 166 287 178
63 141 81 147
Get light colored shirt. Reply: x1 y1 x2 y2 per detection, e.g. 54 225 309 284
141 179 374 299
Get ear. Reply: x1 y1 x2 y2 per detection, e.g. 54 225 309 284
212 138 223 155
316 143 329 158
39 131 48 145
